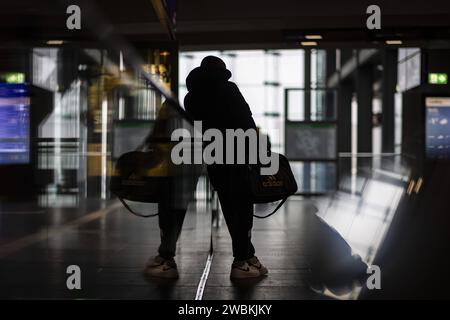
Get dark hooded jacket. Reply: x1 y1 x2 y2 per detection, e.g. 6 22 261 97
184 65 258 195
184 66 257 133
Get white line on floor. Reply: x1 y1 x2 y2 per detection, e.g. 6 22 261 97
195 252 214 300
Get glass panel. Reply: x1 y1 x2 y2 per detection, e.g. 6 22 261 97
311 49 327 88
233 51 265 85
287 90 305 121
2 39 215 293
397 48 421 92
179 49 305 160
279 50 305 87
290 161 337 193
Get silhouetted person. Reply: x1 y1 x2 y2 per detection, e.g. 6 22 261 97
186 56 267 279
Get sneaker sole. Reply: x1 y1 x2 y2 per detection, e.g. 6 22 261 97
230 269 261 279
258 267 268 276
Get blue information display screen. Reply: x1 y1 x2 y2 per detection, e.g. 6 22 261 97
426 97 450 160
0 83 30 164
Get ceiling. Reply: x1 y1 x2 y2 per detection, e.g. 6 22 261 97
2 0 450 49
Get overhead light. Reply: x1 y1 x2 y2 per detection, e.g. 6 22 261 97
305 35 322 40
385 40 402 45
300 41 318 46
46 40 64 45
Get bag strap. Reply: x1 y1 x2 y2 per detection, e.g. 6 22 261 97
253 197 287 219
118 194 288 219
117 197 159 218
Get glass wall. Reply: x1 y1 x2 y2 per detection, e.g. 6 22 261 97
179 49 341 194
179 49 305 153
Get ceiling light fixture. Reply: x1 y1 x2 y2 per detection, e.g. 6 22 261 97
305 35 322 40
46 40 64 45
385 40 402 45
300 41 318 46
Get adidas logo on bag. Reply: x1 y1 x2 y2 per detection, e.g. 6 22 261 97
262 175 283 187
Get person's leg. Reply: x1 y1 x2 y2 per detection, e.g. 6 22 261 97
145 180 188 278
157 206 187 260
218 191 254 261
210 166 255 261
154 178 189 259
208 165 268 278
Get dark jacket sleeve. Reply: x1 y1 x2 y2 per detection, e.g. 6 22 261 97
226 82 257 130
183 92 195 119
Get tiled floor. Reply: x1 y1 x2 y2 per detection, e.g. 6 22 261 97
205 199 328 300
1 156 450 299
0 199 211 299
0 195 366 300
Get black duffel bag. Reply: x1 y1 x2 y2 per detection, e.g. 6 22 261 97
110 141 202 218
110 144 175 217
242 152 298 218
110 100 202 217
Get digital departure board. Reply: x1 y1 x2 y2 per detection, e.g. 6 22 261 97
0 83 30 164
426 97 450 160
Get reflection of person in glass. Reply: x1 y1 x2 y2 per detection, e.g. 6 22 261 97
187 56 267 279
143 101 196 279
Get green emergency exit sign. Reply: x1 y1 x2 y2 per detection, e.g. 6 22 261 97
1 72 25 84
429 73 448 85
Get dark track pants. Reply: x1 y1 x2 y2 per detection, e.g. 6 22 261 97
208 165 255 261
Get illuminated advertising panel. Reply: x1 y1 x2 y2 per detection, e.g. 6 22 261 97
426 97 450 160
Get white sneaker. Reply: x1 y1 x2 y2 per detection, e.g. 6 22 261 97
247 256 268 276
144 256 179 279
230 261 261 279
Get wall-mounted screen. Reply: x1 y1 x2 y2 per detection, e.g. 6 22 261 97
426 97 450 160
285 122 336 160
0 83 30 165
